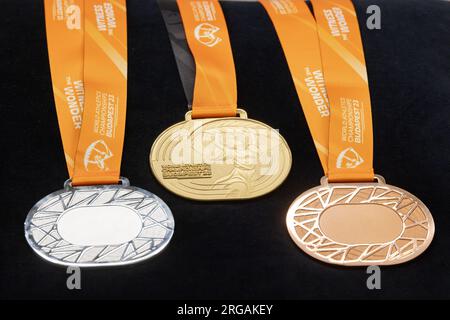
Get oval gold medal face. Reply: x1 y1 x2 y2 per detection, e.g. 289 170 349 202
150 111 292 201
286 177 435 266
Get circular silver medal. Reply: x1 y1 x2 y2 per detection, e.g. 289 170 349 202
25 178 174 267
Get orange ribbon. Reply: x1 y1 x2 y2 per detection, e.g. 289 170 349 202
44 0 128 186
176 0 237 119
260 0 374 182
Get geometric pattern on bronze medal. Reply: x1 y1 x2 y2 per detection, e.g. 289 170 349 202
288 185 434 265
27 187 174 265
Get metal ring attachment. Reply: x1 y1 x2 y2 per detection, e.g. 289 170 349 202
63 176 131 190
320 174 386 186
184 108 248 121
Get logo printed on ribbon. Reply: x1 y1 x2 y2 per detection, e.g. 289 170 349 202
336 147 364 169
93 2 117 35
194 23 222 47
323 7 350 40
84 140 113 171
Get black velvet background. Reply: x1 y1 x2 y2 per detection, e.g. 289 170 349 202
1 0 449 299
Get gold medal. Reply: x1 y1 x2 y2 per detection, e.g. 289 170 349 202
260 0 434 265
150 110 291 200
152 0 291 200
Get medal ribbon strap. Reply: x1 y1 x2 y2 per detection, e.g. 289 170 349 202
44 0 128 186
44 0 85 177
259 0 329 173
176 0 237 119
158 0 196 106
260 0 374 182
312 0 373 182
73 0 128 185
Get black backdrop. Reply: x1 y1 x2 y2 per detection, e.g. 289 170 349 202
1 0 449 299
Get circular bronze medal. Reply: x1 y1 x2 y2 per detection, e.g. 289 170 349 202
150 109 292 200
286 176 434 266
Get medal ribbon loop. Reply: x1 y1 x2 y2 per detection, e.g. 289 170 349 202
260 0 374 182
176 0 237 119
44 0 128 186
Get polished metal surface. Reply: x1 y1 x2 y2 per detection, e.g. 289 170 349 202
25 179 174 267
150 110 292 200
286 176 435 266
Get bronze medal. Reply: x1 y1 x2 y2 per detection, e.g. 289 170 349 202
260 0 434 265
286 176 434 265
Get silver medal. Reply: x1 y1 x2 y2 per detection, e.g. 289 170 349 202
25 178 174 267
